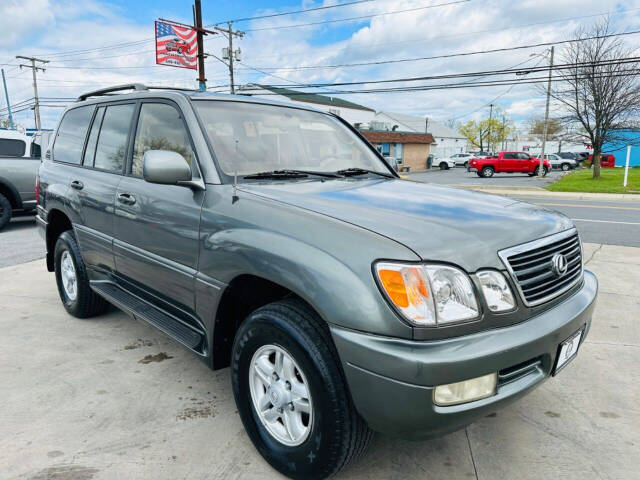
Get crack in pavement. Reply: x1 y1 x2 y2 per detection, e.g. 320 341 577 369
585 244 603 266
465 428 479 480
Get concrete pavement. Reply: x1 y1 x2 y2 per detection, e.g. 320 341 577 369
1 244 638 480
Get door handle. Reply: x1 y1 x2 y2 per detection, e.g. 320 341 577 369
117 193 136 205
70 180 84 190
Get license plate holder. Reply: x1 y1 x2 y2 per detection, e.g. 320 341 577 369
553 326 584 376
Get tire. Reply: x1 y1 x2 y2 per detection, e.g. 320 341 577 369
0 193 12 231
54 230 109 318
561 163 570 171
232 298 372 480
464 161 469 168
439 162 448 170
481 166 494 178
476 172 483 177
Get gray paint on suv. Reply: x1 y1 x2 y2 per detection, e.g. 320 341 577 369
36 86 597 480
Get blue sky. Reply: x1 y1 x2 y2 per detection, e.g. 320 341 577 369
2 0 640 129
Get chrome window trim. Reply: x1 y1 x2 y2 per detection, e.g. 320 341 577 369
498 228 583 307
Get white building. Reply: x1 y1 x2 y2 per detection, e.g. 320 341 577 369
373 111 468 158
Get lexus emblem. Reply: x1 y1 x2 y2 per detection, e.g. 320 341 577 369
551 253 568 277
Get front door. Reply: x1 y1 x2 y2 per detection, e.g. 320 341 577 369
113 101 204 315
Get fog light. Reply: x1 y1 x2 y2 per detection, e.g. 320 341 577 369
434 372 497 406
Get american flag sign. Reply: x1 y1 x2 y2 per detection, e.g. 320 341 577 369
155 21 198 70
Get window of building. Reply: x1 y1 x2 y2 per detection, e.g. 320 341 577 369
394 143 403 160
378 143 390 155
53 106 94 164
131 103 194 177
93 104 135 173
0 138 26 157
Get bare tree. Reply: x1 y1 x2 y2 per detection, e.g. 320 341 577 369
552 18 640 178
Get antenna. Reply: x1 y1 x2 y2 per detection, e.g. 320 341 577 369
232 139 239 203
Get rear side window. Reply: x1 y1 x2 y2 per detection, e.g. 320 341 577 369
93 104 135 173
53 106 94 164
83 107 105 166
131 103 194 177
0 138 26 157
503 153 516 159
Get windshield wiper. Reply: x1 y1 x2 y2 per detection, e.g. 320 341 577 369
243 169 342 179
335 167 395 179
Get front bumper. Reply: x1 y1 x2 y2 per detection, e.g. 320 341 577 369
331 270 598 438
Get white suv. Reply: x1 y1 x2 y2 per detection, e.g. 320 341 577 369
449 152 475 167
544 153 578 171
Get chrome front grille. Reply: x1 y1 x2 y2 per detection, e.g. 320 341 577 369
498 229 583 307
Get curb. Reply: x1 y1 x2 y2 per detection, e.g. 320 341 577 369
450 185 640 201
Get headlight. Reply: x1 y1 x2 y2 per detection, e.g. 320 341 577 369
375 263 479 326
477 270 516 312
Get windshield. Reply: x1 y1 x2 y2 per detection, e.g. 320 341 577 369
194 100 388 178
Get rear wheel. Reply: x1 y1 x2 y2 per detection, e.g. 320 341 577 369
0 193 12 231
561 163 571 171
54 230 109 318
232 298 372 480
481 166 494 178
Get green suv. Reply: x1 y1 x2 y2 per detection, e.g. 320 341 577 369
36 84 598 480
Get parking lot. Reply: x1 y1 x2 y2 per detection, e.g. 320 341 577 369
408 165 564 187
1 242 638 480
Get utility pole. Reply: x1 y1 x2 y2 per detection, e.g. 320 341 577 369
539 46 554 178
193 0 206 91
425 117 429 133
488 103 494 153
501 115 506 150
16 56 48 131
1 69 14 129
215 22 244 94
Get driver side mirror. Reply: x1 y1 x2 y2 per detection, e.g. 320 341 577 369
143 150 194 186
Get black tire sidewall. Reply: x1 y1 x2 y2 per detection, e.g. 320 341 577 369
562 163 570 171
439 162 447 170
0 193 12 231
232 310 346 480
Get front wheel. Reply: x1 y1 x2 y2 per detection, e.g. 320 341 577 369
439 162 448 170
232 299 372 480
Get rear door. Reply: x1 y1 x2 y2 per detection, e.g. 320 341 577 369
65 102 135 271
113 100 205 314
500 152 518 171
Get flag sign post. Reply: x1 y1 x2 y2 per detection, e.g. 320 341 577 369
623 145 631 188
155 2 216 91
155 21 198 70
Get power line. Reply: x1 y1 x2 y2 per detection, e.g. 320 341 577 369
243 0 470 32
245 29 640 72
210 0 376 25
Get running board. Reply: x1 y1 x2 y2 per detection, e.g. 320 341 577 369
91 282 206 354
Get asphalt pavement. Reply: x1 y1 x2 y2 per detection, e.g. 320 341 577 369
0 215 44 268
408 165 564 187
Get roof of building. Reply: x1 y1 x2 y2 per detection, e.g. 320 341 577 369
360 130 435 145
374 111 466 139
246 84 375 112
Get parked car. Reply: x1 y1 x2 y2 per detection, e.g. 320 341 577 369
448 152 475 167
436 156 456 170
0 129 45 230
469 151 551 178
544 153 578 171
587 154 616 168
37 85 597 480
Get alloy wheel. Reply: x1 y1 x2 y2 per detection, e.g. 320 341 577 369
249 344 313 446
60 250 78 301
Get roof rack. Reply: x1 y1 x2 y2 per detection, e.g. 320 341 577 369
77 83 148 101
77 84 202 102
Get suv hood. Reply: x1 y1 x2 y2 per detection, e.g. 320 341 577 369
240 178 573 271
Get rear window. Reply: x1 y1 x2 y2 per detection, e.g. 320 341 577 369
0 138 26 157
53 106 94 164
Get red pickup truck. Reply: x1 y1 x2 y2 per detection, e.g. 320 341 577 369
469 151 551 178
587 154 615 168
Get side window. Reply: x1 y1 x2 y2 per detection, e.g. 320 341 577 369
503 153 516 159
0 139 26 157
93 104 135 173
131 103 195 177
517 153 530 160
52 106 94 164
82 107 105 166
